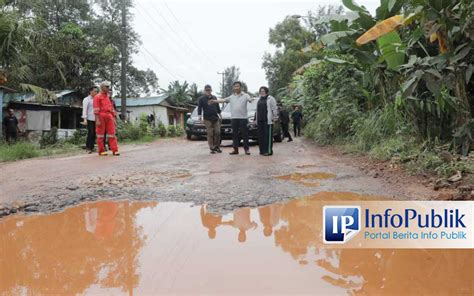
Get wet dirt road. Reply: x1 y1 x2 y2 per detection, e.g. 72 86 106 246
1 193 472 295
1 138 472 295
0 138 436 216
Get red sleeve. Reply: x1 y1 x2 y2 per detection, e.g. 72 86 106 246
93 94 100 115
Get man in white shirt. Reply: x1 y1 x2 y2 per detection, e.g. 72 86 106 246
82 86 98 153
213 81 254 155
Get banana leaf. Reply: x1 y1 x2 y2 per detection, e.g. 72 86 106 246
376 0 404 20
320 30 356 46
377 31 406 69
356 15 404 45
342 0 368 13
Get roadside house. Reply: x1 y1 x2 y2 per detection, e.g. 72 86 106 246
114 95 193 128
2 89 83 139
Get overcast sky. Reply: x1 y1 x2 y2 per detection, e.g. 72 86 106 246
131 0 379 95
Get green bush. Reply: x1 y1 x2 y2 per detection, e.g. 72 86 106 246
155 122 167 137
117 121 144 141
139 113 151 134
175 126 184 137
303 92 361 144
65 129 87 145
40 127 58 148
167 125 177 137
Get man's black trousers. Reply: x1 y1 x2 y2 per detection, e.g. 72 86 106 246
86 120 96 150
281 123 292 140
231 119 249 150
294 121 301 137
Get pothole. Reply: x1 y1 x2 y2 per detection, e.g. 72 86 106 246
83 169 192 189
274 172 336 187
296 164 318 169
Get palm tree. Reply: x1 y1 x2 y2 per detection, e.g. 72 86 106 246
0 8 32 85
160 80 193 106
188 82 202 104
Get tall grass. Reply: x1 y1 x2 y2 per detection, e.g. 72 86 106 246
0 142 40 162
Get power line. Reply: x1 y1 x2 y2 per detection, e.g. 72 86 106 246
135 3 192 57
162 1 219 68
146 2 209 65
135 2 208 74
140 47 185 81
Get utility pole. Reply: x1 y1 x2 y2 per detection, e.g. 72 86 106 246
217 71 225 97
120 0 127 121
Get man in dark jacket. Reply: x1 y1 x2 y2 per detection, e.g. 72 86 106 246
278 104 293 142
2 108 20 144
198 84 222 154
292 106 303 137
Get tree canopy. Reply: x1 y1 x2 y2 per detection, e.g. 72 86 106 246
0 0 158 96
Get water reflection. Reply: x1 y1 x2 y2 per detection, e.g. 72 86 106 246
200 205 222 239
0 201 156 295
0 193 472 295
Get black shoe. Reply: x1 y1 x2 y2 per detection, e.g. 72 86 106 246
215 147 222 153
245 150 250 155
230 148 239 155
210 149 216 154
288 139 293 142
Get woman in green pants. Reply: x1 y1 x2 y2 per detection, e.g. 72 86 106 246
256 86 278 156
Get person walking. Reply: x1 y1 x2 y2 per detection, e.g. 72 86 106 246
2 108 20 144
82 86 98 153
213 81 253 155
93 81 119 156
278 104 293 142
256 86 278 156
292 106 303 137
198 84 222 154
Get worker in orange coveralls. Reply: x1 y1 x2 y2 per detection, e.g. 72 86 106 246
93 81 120 156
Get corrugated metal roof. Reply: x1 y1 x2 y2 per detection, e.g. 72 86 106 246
114 95 169 107
54 89 76 97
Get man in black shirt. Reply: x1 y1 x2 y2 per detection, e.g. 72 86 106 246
2 108 20 144
198 85 222 154
278 104 293 142
292 106 303 137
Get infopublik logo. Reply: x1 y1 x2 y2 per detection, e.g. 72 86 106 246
323 206 361 244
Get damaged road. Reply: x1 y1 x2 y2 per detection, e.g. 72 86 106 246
1 138 472 294
0 138 440 217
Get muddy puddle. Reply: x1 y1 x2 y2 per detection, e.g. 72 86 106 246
1 192 472 295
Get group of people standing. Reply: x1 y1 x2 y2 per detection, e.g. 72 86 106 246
4 81 302 160
82 81 120 156
197 81 303 156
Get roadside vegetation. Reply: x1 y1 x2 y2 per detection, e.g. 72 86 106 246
116 115 184 143
0 116 184 162
0 140 80 162
264 0 473 190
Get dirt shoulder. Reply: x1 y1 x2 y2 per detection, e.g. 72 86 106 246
314 143 473 201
